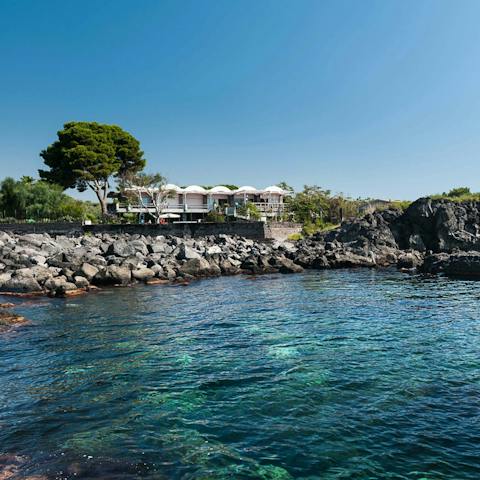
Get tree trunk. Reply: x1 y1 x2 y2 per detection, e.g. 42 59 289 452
95 190 108 217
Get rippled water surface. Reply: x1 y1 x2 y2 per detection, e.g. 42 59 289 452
1 270 480 479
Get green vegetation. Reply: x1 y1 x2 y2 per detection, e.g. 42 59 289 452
39 121 146 216
0 177 100 222
276 181 294 192
237 201 261 220
430 187 480 202
287 232 303 241
285 185 360 235
388 200 411 211
205 211 226 222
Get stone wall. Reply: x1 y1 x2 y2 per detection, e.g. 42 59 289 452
83 221 267 239
0 221 303 240
0 222 83 235
264 222 302 241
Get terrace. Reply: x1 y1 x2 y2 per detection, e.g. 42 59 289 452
112 184 290 220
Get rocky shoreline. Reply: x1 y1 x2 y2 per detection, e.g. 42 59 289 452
0 230 305 298
1 196 480 301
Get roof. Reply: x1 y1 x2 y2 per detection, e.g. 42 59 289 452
162 183 183 192
263 185 285 194
209 185 232 194
235 186 259 194
126 184 288 195
184 185 207 194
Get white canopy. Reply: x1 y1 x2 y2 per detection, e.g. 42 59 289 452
235 186 259 194
209 185 232 194
263 185 285 194
162 183 183 192
184 185 207 194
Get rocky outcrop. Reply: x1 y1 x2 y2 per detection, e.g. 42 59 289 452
390 197 480 253
419 252 480 277
0 231 305 296
290 197 480 276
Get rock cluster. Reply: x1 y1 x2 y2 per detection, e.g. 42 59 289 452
0 231 304 296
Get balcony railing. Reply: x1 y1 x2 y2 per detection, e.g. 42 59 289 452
115 202 209 212
113 201 287 217
252 202 286 213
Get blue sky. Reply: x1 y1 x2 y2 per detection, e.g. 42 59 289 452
1 0 480 200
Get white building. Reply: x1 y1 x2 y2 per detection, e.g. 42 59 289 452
112 184 291 221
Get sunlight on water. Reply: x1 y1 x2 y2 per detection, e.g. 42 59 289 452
1 270 480 479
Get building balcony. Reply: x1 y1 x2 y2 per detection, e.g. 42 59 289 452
113 202 209 214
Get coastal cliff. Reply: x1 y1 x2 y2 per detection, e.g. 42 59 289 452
1 197 480 297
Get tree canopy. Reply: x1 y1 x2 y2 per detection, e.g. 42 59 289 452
39 122 146 215
286 185 363 234
0 177 99 221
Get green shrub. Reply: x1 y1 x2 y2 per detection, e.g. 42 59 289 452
237 202 261 220
430 187 480 202
205 211 226 222
287 232 303 241
302 220 338 236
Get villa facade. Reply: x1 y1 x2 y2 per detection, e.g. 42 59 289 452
112 184 291 221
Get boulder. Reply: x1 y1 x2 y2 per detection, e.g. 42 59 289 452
0 311 28 332
79 262 99 281
95 265 132 285
132 268 155 281
74 276 90 288
206 245 223 255
0 272 12 289
327 251 375 269
176 244 202 261
130 239 149 256
179 258 220 277
149 242 167 254
219 259 240 275
397 251 424 270
28 265 53 284
276 257 304 274
1 274 42 293
107 240 136 258
45 277 78 295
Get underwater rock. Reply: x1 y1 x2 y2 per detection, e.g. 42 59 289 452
0 311 28 332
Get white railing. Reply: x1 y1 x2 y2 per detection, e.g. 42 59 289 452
252 203 286 213
116 202 209 212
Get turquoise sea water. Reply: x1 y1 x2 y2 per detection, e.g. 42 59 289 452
1 270 480 479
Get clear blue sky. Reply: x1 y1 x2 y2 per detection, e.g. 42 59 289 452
1 0 480 200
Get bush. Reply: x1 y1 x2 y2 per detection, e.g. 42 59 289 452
302 220 338 236
430 187 480 202
287 232 303 241
237 202 261 220
205 211 226 223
